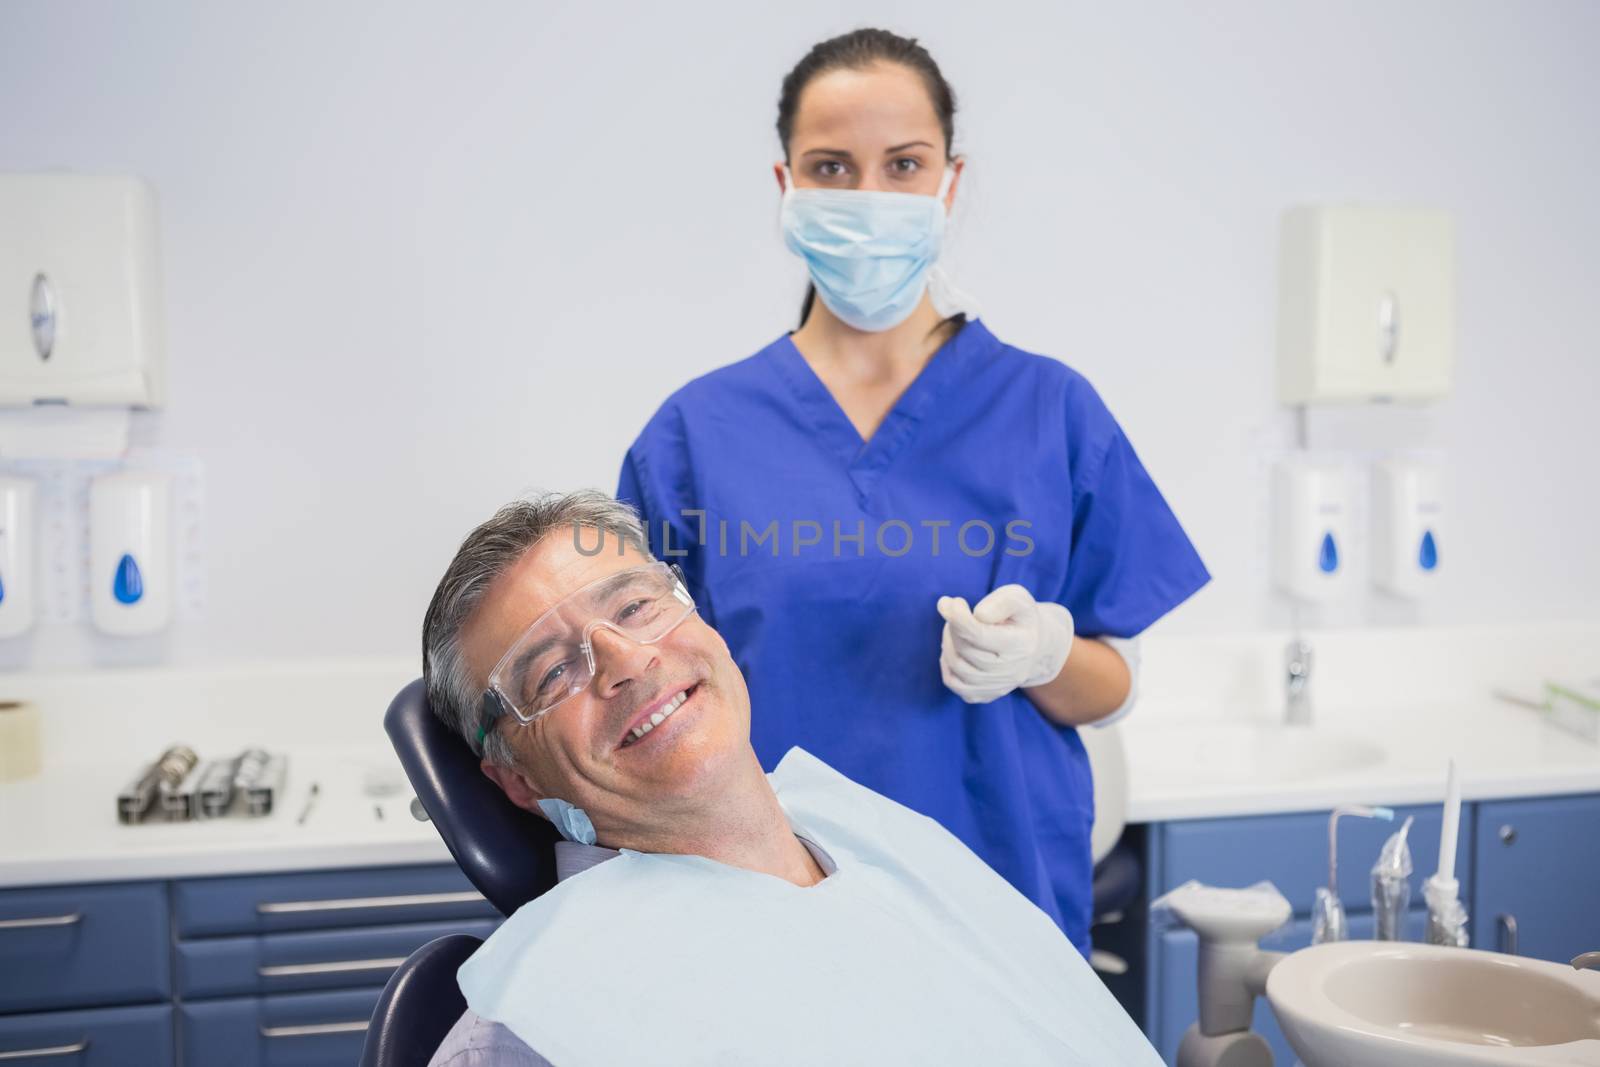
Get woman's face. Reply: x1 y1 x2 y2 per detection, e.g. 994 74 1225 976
779 61 960 201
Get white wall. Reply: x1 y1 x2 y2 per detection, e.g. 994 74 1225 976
1 0 1596 668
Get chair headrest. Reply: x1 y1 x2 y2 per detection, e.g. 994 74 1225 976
384 678 559 916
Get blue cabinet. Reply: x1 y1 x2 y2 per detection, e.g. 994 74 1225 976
174 864 497 937
0 864 497 1067
180 987 383 1067
177 917 499 998
0 882 170 1013
1151 803 1455 910
1472 794 1600 964
0 1003 173 1066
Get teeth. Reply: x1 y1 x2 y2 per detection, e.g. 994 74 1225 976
628 689 690 742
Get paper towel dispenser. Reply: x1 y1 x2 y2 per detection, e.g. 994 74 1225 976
1276 205 1454 405
0 174 167 407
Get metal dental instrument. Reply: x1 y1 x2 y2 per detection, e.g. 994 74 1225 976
296 781 321 826
117 745 199 824
235 749 287 817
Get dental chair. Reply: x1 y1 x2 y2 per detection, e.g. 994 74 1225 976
362 679 1145 1065
359 679 560 1067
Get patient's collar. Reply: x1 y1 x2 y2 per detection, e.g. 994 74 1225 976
554 840 619 882
552 823 836 884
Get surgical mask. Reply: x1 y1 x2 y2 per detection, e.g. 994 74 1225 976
538 797 597 845
780 166 953 332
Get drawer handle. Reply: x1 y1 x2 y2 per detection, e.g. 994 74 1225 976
259 1021 369 1038
259 955 408 978
0 913 82 931
1498 913 1519 956
0 1039 90 1061
257 890 482 915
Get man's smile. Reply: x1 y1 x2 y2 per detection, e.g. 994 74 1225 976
617 682 701 750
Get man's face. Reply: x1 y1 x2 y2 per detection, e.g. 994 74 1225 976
459 531 751 840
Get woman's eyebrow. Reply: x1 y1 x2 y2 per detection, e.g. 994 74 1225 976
800 140 935 160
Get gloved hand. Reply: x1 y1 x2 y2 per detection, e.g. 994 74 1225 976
936 584 1075 704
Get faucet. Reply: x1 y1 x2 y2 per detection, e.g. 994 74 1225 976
1574 951 1600 971
1285 638 1314 726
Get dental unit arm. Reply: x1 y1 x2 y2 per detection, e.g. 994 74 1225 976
1154 881 1293 1067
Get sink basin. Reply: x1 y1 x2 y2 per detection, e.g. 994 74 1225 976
1267 941 1600 1065
1129 724 1383 789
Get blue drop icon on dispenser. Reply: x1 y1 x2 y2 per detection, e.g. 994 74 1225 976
113 553 145 605
1317 532 1340 574
1419 529 1439 571
0 571 6 606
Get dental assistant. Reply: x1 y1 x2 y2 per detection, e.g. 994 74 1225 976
617 28 1208 955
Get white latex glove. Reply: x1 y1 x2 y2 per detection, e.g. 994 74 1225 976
936 584 1075 704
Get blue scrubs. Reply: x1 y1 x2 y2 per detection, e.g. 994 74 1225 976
617 319 1208 954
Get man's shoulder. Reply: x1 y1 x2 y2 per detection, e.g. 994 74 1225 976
427 1009 554 1067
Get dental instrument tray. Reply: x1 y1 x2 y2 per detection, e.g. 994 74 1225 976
116 745 287 824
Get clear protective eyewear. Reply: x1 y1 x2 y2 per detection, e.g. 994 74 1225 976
479 562 696 745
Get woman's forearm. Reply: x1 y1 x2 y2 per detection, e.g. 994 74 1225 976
1022 636 1130 727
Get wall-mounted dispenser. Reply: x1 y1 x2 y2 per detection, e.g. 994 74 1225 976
1372 459 1442 599
90 471 172 636
0 174 167 408
1277 205 1454 405
0 477 35 638
1273 460 1352 602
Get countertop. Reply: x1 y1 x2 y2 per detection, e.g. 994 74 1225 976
2 624 1597 888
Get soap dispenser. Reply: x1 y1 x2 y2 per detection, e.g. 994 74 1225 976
1273 460 1353 603
0 477 35 638
1372 459 1442 598
89 470 173 636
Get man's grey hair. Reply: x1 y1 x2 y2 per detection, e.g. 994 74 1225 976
422 490 652 768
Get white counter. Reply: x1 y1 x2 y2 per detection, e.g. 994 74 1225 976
0 660 447 888
1 624 1597 888
1121 696 1600 823
1119 621 1600 822
0 746 451 887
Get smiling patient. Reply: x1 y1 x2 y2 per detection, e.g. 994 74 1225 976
420 491 1161 1067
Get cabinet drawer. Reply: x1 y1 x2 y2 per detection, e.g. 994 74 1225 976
1472 792 1600 963
0 1003 173 1067
0 882 170 1013
1156 804 1455 914
175 864 496 937
179 987 380 1067
177 917 498 998
1153 909 1426 1067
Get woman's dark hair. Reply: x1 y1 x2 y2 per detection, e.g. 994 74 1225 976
778 28 966 335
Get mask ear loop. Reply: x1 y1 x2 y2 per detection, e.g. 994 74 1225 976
930 157 980 319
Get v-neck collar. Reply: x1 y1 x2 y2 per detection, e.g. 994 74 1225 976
769 318 999 503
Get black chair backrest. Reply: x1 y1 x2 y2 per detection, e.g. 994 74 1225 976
384 678 560 917
359 933 482 1067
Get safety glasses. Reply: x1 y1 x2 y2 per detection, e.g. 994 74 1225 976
478 562 696 747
